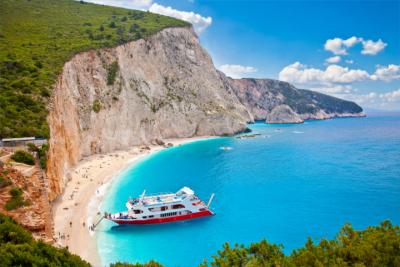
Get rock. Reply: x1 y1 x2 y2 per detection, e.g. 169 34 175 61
155 139 165 146
242 127 252 133
266 105 303 124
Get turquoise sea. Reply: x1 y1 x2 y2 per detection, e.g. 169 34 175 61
97 114 400 267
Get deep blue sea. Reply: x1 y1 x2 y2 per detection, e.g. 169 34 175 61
97 114 400 267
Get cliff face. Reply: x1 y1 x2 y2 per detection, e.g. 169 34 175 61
46 27 252 199
223 77 364 123
46 26 364 200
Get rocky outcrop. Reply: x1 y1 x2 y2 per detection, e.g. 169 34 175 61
222 77 364 123
46 27 252 200
0 165 51 240
266 105 303 124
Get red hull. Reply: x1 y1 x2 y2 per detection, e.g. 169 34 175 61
110 210 214 225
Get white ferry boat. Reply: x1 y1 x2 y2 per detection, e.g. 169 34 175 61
105 187 215 225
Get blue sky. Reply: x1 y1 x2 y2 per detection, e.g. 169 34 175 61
87 0 400 110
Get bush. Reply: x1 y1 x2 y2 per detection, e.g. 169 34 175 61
107 61 119 85
10 150 35 165
38 144 48 169
109 21 116 28
0 176 12 188
92 99 102 113
0 213 90 266
201 220 400 267
26 142 38 152
4 187 28 211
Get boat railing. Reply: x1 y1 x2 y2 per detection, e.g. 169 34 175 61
141 191 175 197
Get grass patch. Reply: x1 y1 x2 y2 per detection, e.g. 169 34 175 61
0 0 190 138
10 150 35 165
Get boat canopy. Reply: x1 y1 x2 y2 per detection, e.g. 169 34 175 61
176 186 194 196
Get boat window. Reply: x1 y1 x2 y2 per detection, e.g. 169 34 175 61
172 204 185 209
142 216 147 219
161 206 168 211
149 215 154 218
133 209 143 214
160 212 178 218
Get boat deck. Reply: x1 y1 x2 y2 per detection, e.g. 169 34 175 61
129 193 197 206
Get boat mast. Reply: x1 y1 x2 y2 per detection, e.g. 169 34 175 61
207 193 215 208
141 190 146 201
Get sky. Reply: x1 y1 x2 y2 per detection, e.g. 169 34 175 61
85 0 400 110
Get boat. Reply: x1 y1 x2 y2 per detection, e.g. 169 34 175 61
104 187 215 225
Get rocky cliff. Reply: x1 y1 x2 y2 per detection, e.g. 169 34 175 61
222 77 364 123
46 26 364 200
46 27 252 200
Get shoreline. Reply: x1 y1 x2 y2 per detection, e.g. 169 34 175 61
52 136 214 266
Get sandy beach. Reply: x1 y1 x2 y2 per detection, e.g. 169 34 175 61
52 136 212 266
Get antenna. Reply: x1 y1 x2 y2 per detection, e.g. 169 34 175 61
141 190 146 201
207 193 215 208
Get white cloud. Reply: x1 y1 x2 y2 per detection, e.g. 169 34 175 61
278 62 370 85
279 61 400 110
279 62 400 88
371 64 400 81
380 89 400 102
361 39 387 55
84 0 153 10
324 36 387 56
312 85 353 94
336 89 400 110
324 36 362 55
345 60 354 64
149 3 212 34
219 64 258 79
325 56 341 64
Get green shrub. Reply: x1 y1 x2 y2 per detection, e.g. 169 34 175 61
0 176 12 188
10 150 35 165
201 220 400 267
109 21 116 28
26 143 38 152
92 99 102 113
0 213 90 266
4 187 28 211
107 61 119 85
38 144 48 169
